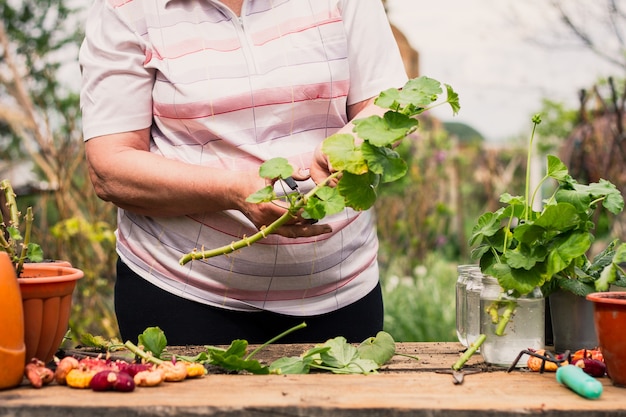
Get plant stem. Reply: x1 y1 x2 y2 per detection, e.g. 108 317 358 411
495 301 517 336
16 207 34 277
124 340 165 365
0 180 17 259
394 353 420 361
245 322 307 361
452 334 486 371
524 118 539 222
1 179 20 227
179 173 340 264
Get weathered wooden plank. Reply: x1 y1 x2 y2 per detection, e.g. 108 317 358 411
1 343 624 417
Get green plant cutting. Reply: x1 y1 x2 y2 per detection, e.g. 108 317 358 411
92 324 400 375
0 179 44 276
469 114 626 336
179 76 460 264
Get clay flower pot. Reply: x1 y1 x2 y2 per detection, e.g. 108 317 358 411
586 292 626 387
0 252 26 390
18 262 83 364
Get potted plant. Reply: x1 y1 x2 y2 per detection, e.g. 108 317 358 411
469 114 626 365
586 291 626 386
545 238 626 352
0 179 83 364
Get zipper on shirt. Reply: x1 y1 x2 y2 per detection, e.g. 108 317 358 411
214 1 258 74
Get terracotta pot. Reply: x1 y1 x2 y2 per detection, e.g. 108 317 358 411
0 253 26 390
18 263 83 364
586 292 626 387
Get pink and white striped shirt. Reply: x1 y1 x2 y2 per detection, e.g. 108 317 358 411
79 0 408 315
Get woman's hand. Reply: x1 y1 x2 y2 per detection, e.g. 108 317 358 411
238 169 332 238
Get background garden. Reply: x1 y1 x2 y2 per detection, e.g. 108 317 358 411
2 0 626 344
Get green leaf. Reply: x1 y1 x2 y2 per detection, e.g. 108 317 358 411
470 244 491 260
175 352 210 363
205 340 244 361
544 231 593 278
353 112 418 147
555 180 624 215
337 171 377 211
469 212 500 246
303 187 346 220
512 223 545 245
80 333 122 350
319 337 359 368
556 277 595 297
26 243 44 263
505 243 546 270
315 186 345 214
269 346 330 374
206 340 269 375
597 179 626 214
595 263 617 292
305 186 345 219
361 142 407 183
211 352 269 374
258 157 293 180
357 331 395 365
533 203 581 232
493 263 544 294
613 242 626 264
500 193 525 206
246 185 275 203
322 134 367 175
444 83 461 115
7 225 22 242
330 358 379 374
589 240 619 271
375 76 443 112
302 197 326 220
268 356 312 374
585 179 624 214
546 155 569 181
593 242 626 291
137 327 168 358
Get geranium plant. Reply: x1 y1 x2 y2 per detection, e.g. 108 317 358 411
179 76 460 264
469 114 626 334
0 179 44 277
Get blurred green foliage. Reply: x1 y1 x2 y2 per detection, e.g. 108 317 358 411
1 0 119 341
381 254 457 342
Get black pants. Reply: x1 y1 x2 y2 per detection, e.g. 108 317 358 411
115 259 384 345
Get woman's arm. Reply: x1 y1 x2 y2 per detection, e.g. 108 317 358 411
85 127 258 217
85 128 331 237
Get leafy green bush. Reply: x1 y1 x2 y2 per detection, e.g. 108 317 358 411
381 254 457 342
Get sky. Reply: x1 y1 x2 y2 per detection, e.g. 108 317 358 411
386 0 622 142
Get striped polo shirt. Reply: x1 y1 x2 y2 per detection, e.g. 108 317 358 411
79 0 408 315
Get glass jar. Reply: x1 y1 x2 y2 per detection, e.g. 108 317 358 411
465 270 484 347
455 264 479 346
479 275 545 367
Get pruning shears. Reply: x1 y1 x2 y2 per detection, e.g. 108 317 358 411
436 368 481 385
283 176 299 192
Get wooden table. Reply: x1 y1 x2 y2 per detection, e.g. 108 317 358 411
1 342 625 416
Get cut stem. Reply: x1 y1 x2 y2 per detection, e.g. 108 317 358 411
16 207 34 277
495 301 517 336
179 173 340 264
124 340 165 365
452 334 486 371
245 322 307 361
